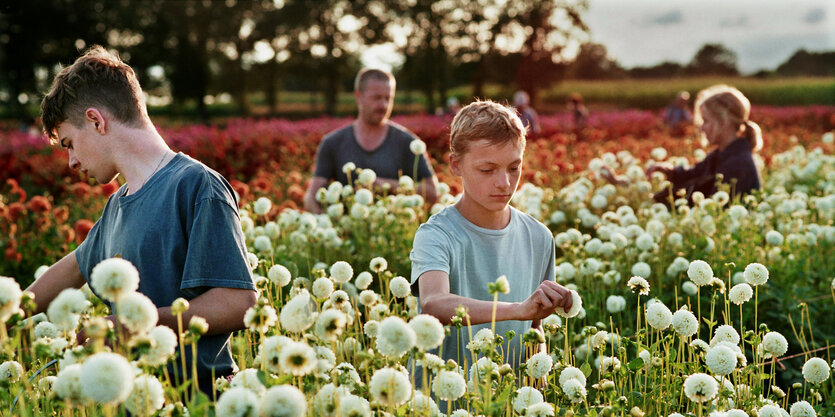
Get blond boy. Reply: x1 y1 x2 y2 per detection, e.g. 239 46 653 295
410 100 573 369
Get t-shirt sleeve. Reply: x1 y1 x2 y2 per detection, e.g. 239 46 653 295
543 236 556 283
75 219 104 281
312 135 336 180
409 223 451 295
180 198 255 291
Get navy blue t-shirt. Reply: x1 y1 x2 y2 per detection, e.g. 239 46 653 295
76 152 255 382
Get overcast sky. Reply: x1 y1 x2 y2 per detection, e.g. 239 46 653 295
585 0 834 74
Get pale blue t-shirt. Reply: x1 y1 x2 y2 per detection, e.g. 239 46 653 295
410 205 556 370
76 153 255 387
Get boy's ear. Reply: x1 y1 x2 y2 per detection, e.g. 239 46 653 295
85 108 107 134
449 153 462 176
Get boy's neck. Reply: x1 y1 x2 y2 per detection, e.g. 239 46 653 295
454 197 511 230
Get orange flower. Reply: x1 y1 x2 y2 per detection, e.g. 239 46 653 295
53 205 70 224
27 195 52 213
287 184 305 202
97 181 119 197
70 182 91 199
74 219 95 244
59 224 76 244
8 202 26 221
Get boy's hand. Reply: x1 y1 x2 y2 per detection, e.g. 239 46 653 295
517 281 573 321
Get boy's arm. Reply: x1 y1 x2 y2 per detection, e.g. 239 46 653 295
417 176 438 205
303 177 327 214
418 270 572 326
26 250 86 315
156 287 256 336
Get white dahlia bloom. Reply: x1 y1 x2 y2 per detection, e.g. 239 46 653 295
357 169 377 186
762 332 789 358
0 276 23 322
514 386 544 413
80 352 134 405
0 360 23 383
526 352 553 379
89 258 140 302
376 316 416 358
260 385 307 417
354 271 373 289
47 288 91 332
743 262 769 286
314 308 347 342
279 291 315 333
116 292 159 334
555 290 583 318
140 325 178 366
312 277 335 299
681 281 698 296
410 138 427 155
339 394 370 417
330 261 354 283
671 308 698 337
789 400 817 417
759 404 786 417
559 366 587 388
53 364 84 403
369 257 388 273
243 304 277 334
728 283 753 305
432 369 467 401
368 367 411 406
278 341 317 376
124 374 165 416
646 301 672 330
410 391 440 416
215 387 258 417
562 378 587 404
802 357 830 384
34 321 59 339
711 325 740 346
687 260 713 286
526 402 556 417
606 295 626 313
683 373 718 403
389 276 411 298
409 314 445 351
267 264 292 287
627 276 650 295
705 344 737 376
231 368 266 395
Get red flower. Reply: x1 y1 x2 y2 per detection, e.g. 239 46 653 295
8 202 26 221
74 219 95 244
26 195 52 213
70 182 91 199
97 181 119 197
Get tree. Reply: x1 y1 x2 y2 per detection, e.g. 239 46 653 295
570 42 625 79
686 43 738 76
776 49 835 76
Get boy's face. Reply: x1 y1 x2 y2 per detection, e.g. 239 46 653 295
57 116 118 184
451 139 523 213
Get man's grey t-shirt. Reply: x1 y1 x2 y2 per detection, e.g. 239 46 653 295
410 205 556 370
76 153 255 382
313 122 434 185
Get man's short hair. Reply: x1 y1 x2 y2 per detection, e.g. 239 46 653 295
41 45 146 143
354 68 395 92
449 100 526 156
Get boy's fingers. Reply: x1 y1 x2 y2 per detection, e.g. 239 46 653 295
535 290 555 310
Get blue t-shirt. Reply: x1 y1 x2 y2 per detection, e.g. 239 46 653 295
410 206 556 371
76 153 255 381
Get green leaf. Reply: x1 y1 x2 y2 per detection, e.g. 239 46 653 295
628 358 645 370
580 362 592 377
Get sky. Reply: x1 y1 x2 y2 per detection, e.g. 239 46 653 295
585 0 834 74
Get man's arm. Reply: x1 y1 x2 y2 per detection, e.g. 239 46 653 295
26 250 86 315
156 287 257 336
303 176 328 214
417 176 439 205
418 270 572 326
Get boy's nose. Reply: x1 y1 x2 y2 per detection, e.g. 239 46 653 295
68 152 81 170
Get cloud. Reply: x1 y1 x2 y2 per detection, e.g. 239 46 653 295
647 10 683 25
719 16 748 28
803 7 825 24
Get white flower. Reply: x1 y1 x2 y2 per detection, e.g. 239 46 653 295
246 252 259 270
802 357 830 384
646 301 672 331
253 235 272 252
54 364 84 402
683 373 718 403
342 162 356 175
254 197 272 216
354 189 374 206
728 283 753 305
368 367 411 406
631 262 651 278
759 404 786 417
725 410 748 417
409 314 445 351
789 400 816 417
627 276 650 295
329 261 353 283
687 260 713 286
279 291 315 333
231 368 266 395
766 230 784 246
314 308 347 342
559 366 587 388
762 332 788 358
432 369 466 401
562 378 587 403
389 276 411 298
279 341 317 376
260 385 307 417
671 308 698 337
743 263 769 286
357 169 377 186
555 290 583 318
34 321 59 339
259 335 289 374
606 295 626 313
376 316 416 358
369 257 388 273
526 352 553 379
556 262 575 279
338 394 370 417
47 288 90 332
312 277 335 299
410 391 440 416
90 258 140 303
705 344 737 376
495 275 510 294
0 360 23 383
243 304 277 333
80 352 134 405
355 271 373 289
359 290 378 307
526 402 556 417
215 387 258 417
116 292 159 334
124 374 165 416
363 320 379 338
268 264 292 287
140 325 178 366
410 138 427 155
514 386 544 413
0 276 23 322
711 325 740 346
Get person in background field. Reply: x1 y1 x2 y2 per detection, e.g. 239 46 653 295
602 84 762 204
303 68 439 214
513 90 541 137
566 92 588 136
663 91 693 136
445 96 461 115
410 100 575 373
27 45 257 395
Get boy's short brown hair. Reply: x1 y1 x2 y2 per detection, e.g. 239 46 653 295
41 45 146 143
449 100 526 156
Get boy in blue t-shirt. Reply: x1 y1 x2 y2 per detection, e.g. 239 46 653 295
410 100 575 369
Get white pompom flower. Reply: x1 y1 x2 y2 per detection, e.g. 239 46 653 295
705 343 737 376
671 308 698 337
375 316 416 358
409 314 445 351
267 264 292 287
802 357 830 385
410 138 427 155
116 292 159 334
762 332 788 358
124 374 165 416
646 301 672 331
555 290 582 318
279 291 315 333
526 352 554 379
368 367 411 406
253 197 272 216
389 276 411 298
329 261 354 283
80 352 134 405
90 258 140 302
743 263 769 286
687 260 713 286
728 283 753 305
514 386 544 413
683 373 718 403
432 369 466 401
47 288 91 332
215 387 258 417
260 385 307 417
0 276 23 322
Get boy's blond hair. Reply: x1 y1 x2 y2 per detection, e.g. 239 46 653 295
449 100 526 156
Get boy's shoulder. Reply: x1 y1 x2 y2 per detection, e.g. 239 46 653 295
510 206 553 239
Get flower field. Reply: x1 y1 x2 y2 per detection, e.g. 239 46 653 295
1 107 834 416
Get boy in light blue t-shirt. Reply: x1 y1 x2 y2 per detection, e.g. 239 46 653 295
410 100 575 371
